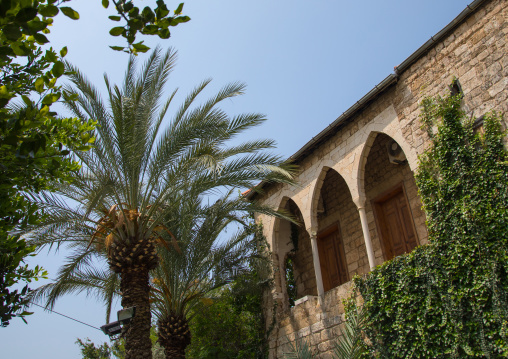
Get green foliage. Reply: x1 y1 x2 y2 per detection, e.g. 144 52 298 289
154 213 276 357
1 0 188 331
285 256 297 307
76 327 165 359
0 96 94 325
333 296 369 359
0 235 46 326
105 0 190 54
76 338 112 359
283 336 315 359
355 92 508 358
186 275 266 359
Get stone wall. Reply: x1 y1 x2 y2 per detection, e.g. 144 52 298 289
256 1 508 357
318 170 367 279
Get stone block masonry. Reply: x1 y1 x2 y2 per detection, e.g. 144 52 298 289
254 0 508 356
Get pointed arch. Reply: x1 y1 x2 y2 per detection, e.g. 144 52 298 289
309 164 358 231
352 105 418 206
271 197 318 308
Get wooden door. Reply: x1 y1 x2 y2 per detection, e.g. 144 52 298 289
317 225 348 292
374 186 418 260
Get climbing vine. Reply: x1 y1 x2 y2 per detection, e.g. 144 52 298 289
355 90 508 358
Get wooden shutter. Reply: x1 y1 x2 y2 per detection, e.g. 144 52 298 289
317 224 349 292
374 185 418 261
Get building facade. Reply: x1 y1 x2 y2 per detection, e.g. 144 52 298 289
250 0 508 357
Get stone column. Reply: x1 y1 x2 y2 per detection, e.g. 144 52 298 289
309 229 325 298
358 206 376 269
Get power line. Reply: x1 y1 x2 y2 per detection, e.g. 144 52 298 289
30 302 102 331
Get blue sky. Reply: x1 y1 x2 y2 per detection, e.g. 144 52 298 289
2 1 473 358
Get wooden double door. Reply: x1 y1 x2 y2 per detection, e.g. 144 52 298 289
317 224 348 292
373 185 418 261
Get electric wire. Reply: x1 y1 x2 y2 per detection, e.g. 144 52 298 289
29 302 102 331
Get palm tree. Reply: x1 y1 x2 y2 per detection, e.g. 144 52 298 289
151 189 273 358
28 47 294 359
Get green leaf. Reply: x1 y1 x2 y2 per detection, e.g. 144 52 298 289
0 46 15 56
42 93 61 105
21 95 32 106
109 26 124 36
26 19 47 32
3 24 22 41
52 61 65 78
45 49 58 62
60 46 68 58
102 0 109 8
132 42 150 53
108 15 121 21
15 7 38 22
39 5 59 17
33 33 49 44
141 24 159 35
60 7 80 20
158 28 170 39
155 3 170 19
10 42 29 56
141 6 155 22
109 46 125 51
34 78 45 93
170 16 190 26
128 18 143 31
175 3 184 15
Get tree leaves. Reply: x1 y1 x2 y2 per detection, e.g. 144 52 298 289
132 41 149 53
60 7 79 20
175 3 184 15
51 61 65 78
38 5 59 17
33 33 49 44
109 26 124 36
107 0 190 52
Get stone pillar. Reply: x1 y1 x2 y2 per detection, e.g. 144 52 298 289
358 206 376 270
309 230 325 298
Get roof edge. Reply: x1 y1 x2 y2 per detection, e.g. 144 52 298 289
247 0 489 200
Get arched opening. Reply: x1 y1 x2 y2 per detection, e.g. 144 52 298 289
275 199 317 308
362 133 427 263
316 168 366 292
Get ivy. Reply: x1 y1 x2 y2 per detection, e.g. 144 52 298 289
285 256 297 308
355 91 508 358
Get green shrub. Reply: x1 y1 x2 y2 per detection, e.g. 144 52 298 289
186 271 268 359
355 92 508 358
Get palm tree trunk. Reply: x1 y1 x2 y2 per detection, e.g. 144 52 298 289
158 314 191 359
121 265 153 359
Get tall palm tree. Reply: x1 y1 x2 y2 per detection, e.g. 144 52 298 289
151 189 273 358
28 47 294 359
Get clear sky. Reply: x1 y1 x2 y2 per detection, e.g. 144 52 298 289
2 1 474 358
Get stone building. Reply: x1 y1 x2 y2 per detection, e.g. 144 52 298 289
248 0 508 357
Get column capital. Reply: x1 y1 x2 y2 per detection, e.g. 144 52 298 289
307 227 318 239
352 196 366 209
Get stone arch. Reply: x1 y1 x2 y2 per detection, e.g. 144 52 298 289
309 163 358 231
353 112 418 206
272 197 317 310
311 167 369 290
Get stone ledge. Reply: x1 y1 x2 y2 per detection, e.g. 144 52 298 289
293 294 317 306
